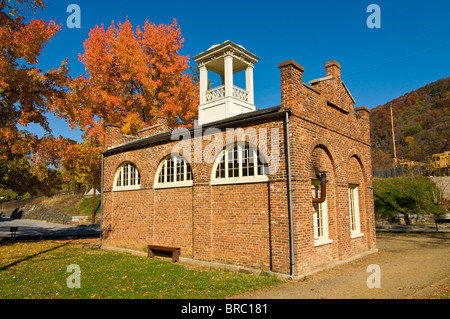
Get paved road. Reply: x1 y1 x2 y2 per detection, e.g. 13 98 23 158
0 217 100 238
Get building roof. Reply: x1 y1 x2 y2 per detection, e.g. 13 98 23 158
193 40 260 66
103 106 285 156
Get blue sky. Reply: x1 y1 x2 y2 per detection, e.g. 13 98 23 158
27 0 450 142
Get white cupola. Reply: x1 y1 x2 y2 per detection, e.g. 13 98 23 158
193 40 260 125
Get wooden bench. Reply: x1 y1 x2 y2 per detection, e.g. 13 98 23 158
434 218 450 231
147 245 180 262
9 227 18 237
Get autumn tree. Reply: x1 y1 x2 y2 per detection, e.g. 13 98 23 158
52 18 198 146
0 0 72 196
49 18 198 221
370 77 450 170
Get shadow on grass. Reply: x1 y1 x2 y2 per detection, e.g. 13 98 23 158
373 192 412 224
0 241 70 272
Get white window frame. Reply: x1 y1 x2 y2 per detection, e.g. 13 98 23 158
349 184 364 238
312 180 332 247
113 162 141 191
154 154 193 189
211 142 269 185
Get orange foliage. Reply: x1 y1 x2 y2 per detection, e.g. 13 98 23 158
0 1 73 195
51 18 198 146
370 77 450 169
1 3 198 196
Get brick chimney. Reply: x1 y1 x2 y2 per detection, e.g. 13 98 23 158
155 114 170 132
278 60 304 110
325 60 341 81
136 114 172 139
354 106 371 119
104 123 122 149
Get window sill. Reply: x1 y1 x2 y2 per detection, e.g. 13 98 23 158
211 176 269 186
154 181 193 189
351 232 364 239
314 238 333 247
113 185 141 192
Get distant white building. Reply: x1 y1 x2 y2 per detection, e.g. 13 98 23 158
85 188 99 196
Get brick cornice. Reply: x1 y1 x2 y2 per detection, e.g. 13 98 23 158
278 60 305 72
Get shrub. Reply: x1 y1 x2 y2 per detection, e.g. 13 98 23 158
373 177 448 216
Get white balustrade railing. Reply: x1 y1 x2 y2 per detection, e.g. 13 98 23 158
204 85 249 102
205 85 225 101
233 86 248 102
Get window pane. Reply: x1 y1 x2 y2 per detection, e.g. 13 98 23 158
257 152 269 175
216 153 225 178
158 162 165 183
117 169 122 187
130 165 136 185
116 164 140 188
176 158 185 182
349 187 357 231
241 145 250 177
214 144 269 181
313 183 323 238
249 146 255 176
167 158 174 183
186 162 192 181
227 146 239 178
123 165 129 186
157 156 192 185
317 203 323 237
227 150 232 177
234 146 239 177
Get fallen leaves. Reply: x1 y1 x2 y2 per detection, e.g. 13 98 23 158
0 240 281 299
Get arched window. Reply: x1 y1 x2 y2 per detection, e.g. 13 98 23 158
211 142 269 185
154 154 193 189
312 180 332 246
114 162 141 191
349 184 363 238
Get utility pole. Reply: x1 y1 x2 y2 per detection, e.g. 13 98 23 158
390 103 398 167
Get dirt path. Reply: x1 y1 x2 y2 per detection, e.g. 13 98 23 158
234 233 450 299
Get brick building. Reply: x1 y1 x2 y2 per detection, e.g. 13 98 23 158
101 41 376 278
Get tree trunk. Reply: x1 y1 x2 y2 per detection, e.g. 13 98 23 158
92 188 96 223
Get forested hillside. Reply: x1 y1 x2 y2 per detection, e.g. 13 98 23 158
370 77 450 170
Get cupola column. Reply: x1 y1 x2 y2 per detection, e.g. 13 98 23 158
246 65 254 105
199 65 208 105
224 55 233 98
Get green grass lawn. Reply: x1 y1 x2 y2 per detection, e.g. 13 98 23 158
64 195 101 216
0 239 282 299
373 177 448 216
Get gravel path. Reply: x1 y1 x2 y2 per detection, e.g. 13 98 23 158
234 233 450 299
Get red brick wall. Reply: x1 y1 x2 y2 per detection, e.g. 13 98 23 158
153 187 193 255
102 118 288 271
210 183 270 269
279 59 376 275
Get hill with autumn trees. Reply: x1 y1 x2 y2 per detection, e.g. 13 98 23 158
370 77 450 170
